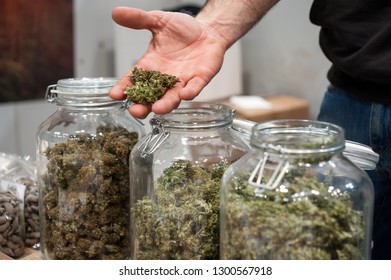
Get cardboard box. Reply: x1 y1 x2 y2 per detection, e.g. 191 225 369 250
221 95 310 122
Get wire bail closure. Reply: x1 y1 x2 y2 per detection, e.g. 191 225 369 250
138 118 170 156
45 84 58 103
248 153 290 193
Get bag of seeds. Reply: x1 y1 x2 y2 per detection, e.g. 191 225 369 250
0 179 25 258
0 152 39 252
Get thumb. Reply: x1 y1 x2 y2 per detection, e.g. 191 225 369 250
112 7 162 31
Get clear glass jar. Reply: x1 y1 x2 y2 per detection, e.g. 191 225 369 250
129 102 249 260
36 77 145 260
221 119 374 260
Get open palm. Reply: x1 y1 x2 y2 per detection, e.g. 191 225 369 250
109 7 227 119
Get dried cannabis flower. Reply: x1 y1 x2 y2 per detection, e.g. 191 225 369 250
131 160 228 260
222 174 365 260
124 67 180 104
41 125 139 260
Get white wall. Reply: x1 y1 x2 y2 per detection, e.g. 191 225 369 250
73 0 186 77
0 100 55 158
241 0 330 119
1 0 331 158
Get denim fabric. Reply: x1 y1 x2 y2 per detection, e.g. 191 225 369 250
317 85 391 260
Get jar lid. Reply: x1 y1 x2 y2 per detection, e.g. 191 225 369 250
55 77 119 94
344 140 379 170
45 77 121 105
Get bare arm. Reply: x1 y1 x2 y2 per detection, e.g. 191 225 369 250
197 0 280 49
109 0 279 119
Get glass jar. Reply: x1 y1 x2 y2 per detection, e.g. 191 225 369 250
220 119 374 260
36 77 145 260
129 102 249 260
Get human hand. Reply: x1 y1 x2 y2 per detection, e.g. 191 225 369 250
109 7 228 119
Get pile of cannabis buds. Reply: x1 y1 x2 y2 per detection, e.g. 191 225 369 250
221 174 365 260
41 126 139 259
131 160 228 260
124 67 180 104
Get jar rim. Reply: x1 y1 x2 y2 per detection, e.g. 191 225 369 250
55 77 119 95
153 101 235 129
45 77 122 106
232 118 379 168
251 119 345 155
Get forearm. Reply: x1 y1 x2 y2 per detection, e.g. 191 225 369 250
196 0 280 49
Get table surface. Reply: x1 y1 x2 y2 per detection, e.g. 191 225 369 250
17 248 42 260
0 248 42 260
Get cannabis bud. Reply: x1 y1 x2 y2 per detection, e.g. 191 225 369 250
131 160 228 260
124 67 180 104
41 125 139 260
222 174 365 260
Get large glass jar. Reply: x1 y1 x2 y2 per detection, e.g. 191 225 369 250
36 77 145 260
129 102 249 260
221 119 374 260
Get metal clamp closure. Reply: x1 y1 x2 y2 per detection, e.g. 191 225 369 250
248 153 290 193
45 84 58 103
120 99 131 111
138 118 170 156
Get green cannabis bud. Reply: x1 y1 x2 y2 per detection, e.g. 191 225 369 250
124 67 180 104
41 125 139 260
222 174 365 260
131 160 228 260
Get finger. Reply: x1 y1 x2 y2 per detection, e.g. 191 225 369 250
151 91 181 115
112 7 159 30
179 76 209 100
109 60 150 101
128 103 152 119
109 69 136 101
109 82 127 100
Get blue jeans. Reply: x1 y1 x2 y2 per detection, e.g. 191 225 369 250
317 85 391 260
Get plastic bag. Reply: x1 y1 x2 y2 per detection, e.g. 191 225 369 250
19 177 39 247
0 180 25 258
0 152 39 257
